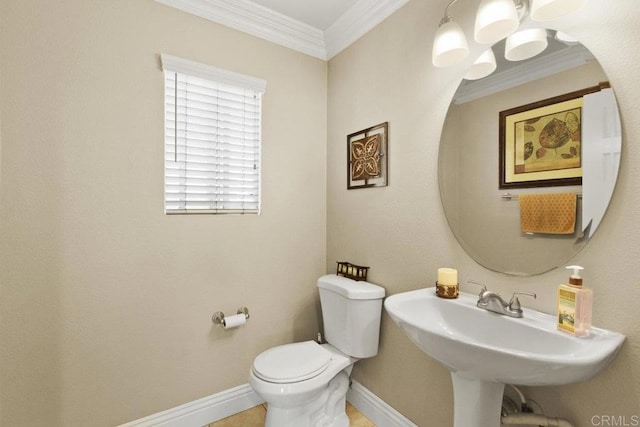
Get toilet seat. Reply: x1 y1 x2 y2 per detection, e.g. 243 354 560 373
252 341 332 384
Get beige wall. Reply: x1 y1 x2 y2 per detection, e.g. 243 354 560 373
0 0 327 426
328 0 640 426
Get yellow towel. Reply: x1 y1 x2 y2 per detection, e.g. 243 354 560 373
519 193 577 235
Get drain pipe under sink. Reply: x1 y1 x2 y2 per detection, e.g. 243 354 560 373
502 413 574 426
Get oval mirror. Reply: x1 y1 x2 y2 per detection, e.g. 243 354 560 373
438 31 621 276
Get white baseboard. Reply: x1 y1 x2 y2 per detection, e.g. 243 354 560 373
117 379 415 427
347 380 418 427
116 384 264 427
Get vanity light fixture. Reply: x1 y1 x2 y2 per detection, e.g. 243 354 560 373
505 28 549 61
433 0 586 77
432 0 469 67
464 47 497 80
530 0 587 21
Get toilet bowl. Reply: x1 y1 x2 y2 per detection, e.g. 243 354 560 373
249 342 354 427
249 275 385 427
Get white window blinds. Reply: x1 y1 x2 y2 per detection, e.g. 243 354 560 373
161 54 266 214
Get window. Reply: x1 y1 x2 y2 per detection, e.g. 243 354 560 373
161 54 266 214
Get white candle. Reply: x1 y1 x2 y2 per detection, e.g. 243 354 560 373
438 268 457 286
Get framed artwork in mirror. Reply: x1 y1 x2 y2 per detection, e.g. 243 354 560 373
499 83 608 189
347 122 388 189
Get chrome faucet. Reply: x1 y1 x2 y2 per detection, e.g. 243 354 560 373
467 281 536 318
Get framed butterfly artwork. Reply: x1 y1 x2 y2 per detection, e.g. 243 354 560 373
499 83 609 189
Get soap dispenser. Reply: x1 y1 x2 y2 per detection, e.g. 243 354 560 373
557 265 592 337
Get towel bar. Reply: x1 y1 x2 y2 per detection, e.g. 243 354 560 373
501 192 582 201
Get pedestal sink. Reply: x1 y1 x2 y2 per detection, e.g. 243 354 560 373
384 288 625 427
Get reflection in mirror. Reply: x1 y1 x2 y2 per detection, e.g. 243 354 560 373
439 31 621 276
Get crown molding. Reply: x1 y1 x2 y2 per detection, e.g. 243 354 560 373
154 0 409 60
155 0 326 59
454 44 596 105
325 0 410 59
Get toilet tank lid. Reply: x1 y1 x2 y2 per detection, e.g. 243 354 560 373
317 274 385 299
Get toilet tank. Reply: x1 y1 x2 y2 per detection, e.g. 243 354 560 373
318 274 385 358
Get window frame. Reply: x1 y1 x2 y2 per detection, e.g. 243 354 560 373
161 54 267 215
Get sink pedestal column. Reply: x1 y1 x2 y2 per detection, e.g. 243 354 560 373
451 373 504 427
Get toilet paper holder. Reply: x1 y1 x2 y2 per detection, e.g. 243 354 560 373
212 307 250 327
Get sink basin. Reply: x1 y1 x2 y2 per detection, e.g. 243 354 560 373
384 287 624 385
384 288 625 426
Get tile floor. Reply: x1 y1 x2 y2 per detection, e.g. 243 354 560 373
206 402 375 426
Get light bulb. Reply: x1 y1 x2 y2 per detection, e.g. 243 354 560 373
432 19 469 67
505 28 549 61
530 0 587 21
474 0 520 45
464 48 497 80
555 30 579 45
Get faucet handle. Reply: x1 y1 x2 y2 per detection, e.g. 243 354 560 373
467 281 488 296
508 292 537 311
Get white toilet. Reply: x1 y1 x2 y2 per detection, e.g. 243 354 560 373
249 274 385 427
